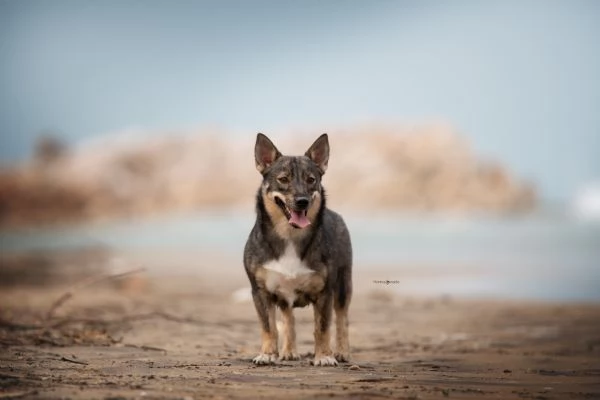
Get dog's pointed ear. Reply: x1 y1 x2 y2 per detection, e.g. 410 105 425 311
305 133 329 174
255 133 282 174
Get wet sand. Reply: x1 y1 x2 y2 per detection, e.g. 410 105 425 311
1 260 599 400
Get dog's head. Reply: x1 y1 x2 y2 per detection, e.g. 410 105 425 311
255 133 329 231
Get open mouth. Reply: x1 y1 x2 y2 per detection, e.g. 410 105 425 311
274 197 311 229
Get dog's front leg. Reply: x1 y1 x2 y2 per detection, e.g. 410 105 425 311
311 291 338 366
279 305 299 360
251 289 278 365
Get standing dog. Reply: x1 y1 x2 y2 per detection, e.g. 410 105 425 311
243 133 353 366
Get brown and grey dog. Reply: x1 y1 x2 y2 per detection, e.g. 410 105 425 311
243 133 353 366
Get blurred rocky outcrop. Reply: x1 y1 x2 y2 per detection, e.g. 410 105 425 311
0 125 535 227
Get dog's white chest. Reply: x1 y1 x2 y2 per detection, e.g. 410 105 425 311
263 245 314 306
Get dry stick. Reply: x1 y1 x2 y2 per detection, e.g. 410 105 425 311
44 267 146 322
48 311 208 329
124 343 168 353
60 356 89 365
0 318 42 331
0 391 40 399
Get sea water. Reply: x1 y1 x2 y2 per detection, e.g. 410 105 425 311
1 209 598 302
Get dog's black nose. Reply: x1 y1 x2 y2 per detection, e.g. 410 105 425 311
294 197 310 210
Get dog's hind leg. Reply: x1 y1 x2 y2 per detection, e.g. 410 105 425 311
311 292 337 366
279 305 299 361
334 265 352 362
251 290 278 365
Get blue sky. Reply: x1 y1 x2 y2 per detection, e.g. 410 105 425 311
1 0 599 201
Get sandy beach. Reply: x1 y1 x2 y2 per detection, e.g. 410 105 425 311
1 249 599 400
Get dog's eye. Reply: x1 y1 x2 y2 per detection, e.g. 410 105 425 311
277 176 289 184
306 176 316 184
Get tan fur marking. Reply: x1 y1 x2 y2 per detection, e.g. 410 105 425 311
313 307 333 359
260 304 278 355
307 190 322 223
261 187 323 240
254 267 266 289
306 270 327 294
314 329 333 358
262 188 292 239
255 259 327 305
334 305 350 362
279 307 299 360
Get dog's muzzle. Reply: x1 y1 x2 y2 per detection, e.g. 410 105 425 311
274 196 311 229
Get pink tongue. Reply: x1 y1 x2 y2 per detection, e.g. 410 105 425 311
289 210 311 228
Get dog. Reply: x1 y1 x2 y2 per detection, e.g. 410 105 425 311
243 133 352 367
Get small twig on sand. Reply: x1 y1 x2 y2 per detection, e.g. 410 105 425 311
45 267 146 321
60 356 89 365
47 311 205 330
124 343 168 353
45 311 241 330
0 390 40 399
0 318 43 331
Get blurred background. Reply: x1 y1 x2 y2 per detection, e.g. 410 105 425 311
0 0 599 301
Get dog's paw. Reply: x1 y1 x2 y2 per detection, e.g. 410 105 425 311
252 353 277 365
279 352 300 361
334 352 350 363
311 355 338 367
